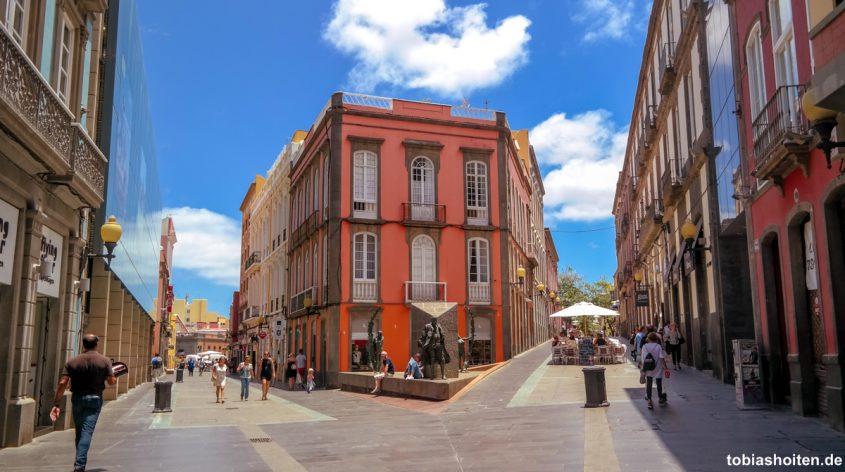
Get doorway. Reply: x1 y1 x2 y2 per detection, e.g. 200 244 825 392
761 234 790 403
30 297 54 432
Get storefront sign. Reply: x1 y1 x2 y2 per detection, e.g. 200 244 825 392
273 319 284 340
683 251 695 275
635 289 650 307
0 198 19 286
804 221 819 291
37 225 63 298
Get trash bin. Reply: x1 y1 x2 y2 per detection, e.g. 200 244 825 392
153 381 172 413
175 368 184 383
583 366 609 408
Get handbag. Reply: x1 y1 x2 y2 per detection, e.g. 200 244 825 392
678 335 686 345
639 371 646 384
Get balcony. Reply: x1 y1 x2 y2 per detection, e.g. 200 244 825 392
662 158 684 208
638 199 664 254
525 242 539 267
0 27 106 205
643 105 658 143
352 280 377 303
629 177 638 200
290 287 314 314
405 281 447 303
751 85 812 187
244 251 260 271
402 203 446 226
466 207 489 226
636 134 651 173
659 42 677 95
468 282 491 305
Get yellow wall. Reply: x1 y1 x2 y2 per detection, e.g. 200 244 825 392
170 299 219 324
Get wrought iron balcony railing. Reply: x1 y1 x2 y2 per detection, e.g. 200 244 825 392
751 85 812 183
659 42 677 95
402 202 446 225
0 27 106 201
662 158 684 208
468 282 491 304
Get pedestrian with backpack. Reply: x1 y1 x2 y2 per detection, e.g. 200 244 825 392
640 332 670 410
150 353 163 381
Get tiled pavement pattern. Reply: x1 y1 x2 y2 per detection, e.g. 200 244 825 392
1 342 844 471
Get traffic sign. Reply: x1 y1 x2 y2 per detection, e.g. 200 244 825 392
258 331 267 339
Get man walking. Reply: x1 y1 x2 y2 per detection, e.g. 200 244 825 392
50 334 116 472
150 352 163 381
295 349 307 389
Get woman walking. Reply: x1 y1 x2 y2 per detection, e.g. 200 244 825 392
665 322 682 370
640 332 670 410
237 355 254 401
211 357 228 403
285 353 297 391
259 352 275 400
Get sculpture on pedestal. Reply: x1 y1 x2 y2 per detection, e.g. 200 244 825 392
418 318 449 379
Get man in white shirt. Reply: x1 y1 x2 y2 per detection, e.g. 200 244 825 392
295 350 307 388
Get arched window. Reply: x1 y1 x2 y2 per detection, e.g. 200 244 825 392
410 157 435 221
352 232 377 302
353 151 377 218
468 238 490 304
411 235 436 300
466 161 488 225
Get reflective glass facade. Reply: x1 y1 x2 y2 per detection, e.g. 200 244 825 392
99 0 162 312
706 0 742 227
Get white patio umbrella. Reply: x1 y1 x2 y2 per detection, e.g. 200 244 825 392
550 301 619 318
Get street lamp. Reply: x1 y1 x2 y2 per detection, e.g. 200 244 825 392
536 283 545 293
680 219 709 252
633 269 643 283
802 90 844 170
511 266 526 286
88 216 122 269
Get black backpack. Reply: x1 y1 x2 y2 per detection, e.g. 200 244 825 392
642 352 656 371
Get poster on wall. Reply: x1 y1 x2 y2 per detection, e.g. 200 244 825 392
37 225 63 298
0 198 19 285
732 339 765 409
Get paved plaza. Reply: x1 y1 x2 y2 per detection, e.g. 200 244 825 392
1 343 843 471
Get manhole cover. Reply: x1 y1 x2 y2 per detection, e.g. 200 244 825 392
250 438 272 443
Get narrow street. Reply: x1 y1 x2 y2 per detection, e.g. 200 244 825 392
1 343 842 472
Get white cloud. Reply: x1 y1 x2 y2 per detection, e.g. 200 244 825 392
164 207 241 288
531 111 628 221
573 0 635 42
324 0 531 97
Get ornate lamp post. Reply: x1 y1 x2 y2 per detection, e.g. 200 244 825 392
88 215 122 269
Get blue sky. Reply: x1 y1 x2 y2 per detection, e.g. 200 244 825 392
136 0 651 316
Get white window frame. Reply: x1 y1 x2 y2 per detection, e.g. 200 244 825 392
411 235 437 300
410 156 435 221
353 232 377 281
5 0 27 45
352 151 377 219
466 161 489 225
769 0 798 87
352 232 377 302
746 21 767 119
468 238 490 304
313 168 319 212
57 14 74 104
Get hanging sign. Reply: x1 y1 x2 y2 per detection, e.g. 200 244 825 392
0 198 19 286
37 225 63 298
635 289 650 307
273 319 284 340
804 221 819 291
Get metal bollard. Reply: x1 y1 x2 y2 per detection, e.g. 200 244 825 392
153 381 173 413
583 366 609 408
175 368 184 383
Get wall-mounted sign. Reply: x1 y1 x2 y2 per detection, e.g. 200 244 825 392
37 225 63 298
273 319 284 340
683 250 695 275
635 289 650 307
0 198 19 286
804 221 819 291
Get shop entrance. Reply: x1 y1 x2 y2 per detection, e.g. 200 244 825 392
468 316 493 366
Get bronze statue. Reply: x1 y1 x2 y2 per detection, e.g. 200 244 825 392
366 308 384 372
418 318 448 379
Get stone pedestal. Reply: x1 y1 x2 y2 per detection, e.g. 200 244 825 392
410 302 459 379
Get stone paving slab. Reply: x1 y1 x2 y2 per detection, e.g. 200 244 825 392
0 341 843 471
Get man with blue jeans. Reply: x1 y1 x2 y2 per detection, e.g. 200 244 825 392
51 334 116 472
